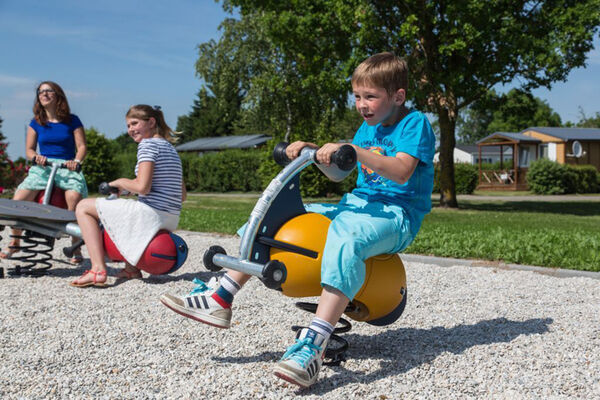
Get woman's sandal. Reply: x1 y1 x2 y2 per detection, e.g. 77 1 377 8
115 267 142 280
69 252 84 264
70 270 108 288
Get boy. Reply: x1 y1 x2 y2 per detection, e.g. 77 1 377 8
160 52 435 388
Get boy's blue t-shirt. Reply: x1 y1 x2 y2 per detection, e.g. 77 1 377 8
29 114 83 160
351 110 435 232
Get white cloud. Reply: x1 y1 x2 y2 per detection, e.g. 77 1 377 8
0 74 36 88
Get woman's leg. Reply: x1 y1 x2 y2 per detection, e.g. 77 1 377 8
71 198 107 284
0 189 39 258
65 190 84 259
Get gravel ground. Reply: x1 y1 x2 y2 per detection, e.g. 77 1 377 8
1 230 599 399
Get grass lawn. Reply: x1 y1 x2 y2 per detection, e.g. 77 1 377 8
180 195 600 272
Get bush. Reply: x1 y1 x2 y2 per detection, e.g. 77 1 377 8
567 165 599 193
432 163 478 194
527 159 576 195
83 128 118 192
182 149 263 192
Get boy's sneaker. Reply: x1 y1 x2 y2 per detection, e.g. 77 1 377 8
160 277 231 329
273 328 329 388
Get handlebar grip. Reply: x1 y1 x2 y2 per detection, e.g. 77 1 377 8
39 160 82 172
98 182 119 195
273 142 291 166
330 144 357 171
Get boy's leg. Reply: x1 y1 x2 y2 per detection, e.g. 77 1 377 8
275 198 413 388
273 286 348 388
160 270 251 329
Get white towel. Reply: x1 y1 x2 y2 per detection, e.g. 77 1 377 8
96 198 179 266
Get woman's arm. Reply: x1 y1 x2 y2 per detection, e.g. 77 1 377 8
25 126 44 165
66 126 87 171
109 161 154 195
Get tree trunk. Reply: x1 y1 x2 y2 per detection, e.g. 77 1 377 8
438 107 458 208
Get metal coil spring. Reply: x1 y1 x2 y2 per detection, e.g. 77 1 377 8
7 231 55 277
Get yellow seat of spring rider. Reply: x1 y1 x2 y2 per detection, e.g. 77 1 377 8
270 212 407 324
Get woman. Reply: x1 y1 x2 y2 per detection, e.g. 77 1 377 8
0 81 87 263
71 105 185 287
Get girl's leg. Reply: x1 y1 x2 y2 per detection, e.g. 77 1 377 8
71 198 107 285
0 189 39 258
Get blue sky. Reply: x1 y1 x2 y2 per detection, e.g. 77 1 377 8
1 1 599 160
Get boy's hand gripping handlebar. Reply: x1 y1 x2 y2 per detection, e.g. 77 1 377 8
273 142 357 182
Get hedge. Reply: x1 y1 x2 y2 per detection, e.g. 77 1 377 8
432 163 478 194
527 159 600 194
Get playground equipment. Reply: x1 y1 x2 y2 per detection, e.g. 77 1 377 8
0 164 188 278
202 142 407 364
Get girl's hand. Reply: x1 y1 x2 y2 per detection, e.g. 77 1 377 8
285 141 318 161
108 179 124 196
315 143 345 166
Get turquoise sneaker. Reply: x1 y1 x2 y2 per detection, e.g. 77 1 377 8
273 328 328 388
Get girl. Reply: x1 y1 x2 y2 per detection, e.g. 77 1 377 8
0 81 87 263
71 105 185 287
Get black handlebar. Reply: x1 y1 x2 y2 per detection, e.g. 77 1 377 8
40 160 82 173
272 141 357 171
98 182 119 195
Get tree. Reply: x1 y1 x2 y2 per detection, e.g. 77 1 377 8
353 0 600 207
82 128 118 192
457 89 562 143
456 90 502 144
575 108 600 128
487 89 562 133
221 0 600 207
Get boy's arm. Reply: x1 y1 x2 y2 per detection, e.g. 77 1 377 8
316 143 419 185
355 147 419 185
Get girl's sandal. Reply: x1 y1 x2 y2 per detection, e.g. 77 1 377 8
70 270 108 288
70 253 84 264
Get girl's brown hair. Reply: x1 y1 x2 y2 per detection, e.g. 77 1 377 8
351 52 408 97
33 81 71 125
126 104 179 143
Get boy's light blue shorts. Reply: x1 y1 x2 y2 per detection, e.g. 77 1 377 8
238 192 415 301
17 158 88 197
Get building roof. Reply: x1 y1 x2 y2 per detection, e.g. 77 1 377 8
457 144 513 155
477 132 541 144
175 134 272 152
520 127 600 141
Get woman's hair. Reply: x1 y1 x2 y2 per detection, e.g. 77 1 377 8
126 105 180 143
351 52 408 97
33 81 71 125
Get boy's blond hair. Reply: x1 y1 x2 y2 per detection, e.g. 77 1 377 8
351 52 408 96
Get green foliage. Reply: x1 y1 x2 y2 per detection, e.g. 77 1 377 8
407 201 600 271
527 159 576 195
83 128 119 192
182 150 263 192
433 163 478 194
568 165 600 193
458 89 562 144
487 89 562 133
574 108 600 128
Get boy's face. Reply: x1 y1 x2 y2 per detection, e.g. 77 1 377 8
352 84 405 126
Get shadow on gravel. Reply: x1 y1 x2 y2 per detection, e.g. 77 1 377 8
213 317 553 395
